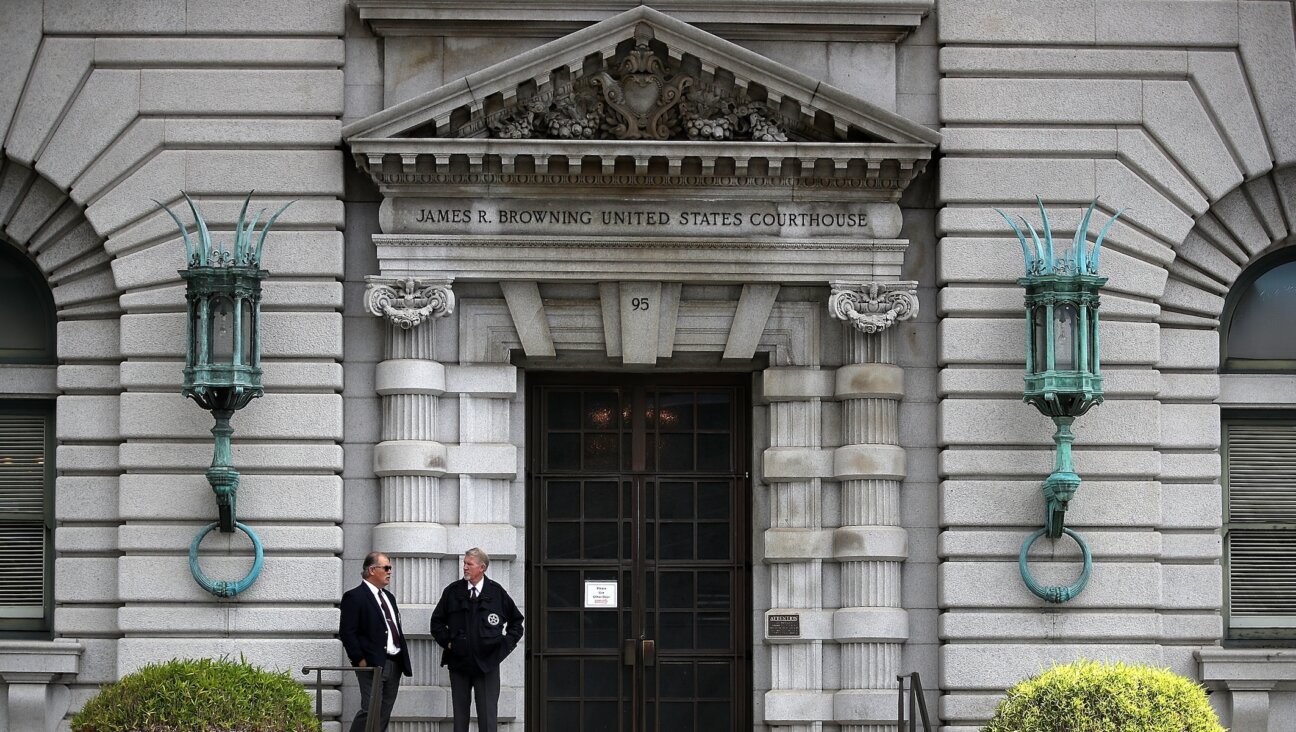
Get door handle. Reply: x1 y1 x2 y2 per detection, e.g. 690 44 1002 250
623 638 656 666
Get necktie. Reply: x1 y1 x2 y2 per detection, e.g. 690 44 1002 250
377 591 402 648
470 586 478 600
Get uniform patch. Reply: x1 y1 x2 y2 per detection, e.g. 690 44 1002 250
487 612 501 626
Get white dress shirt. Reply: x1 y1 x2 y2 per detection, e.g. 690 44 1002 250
364 579 402 656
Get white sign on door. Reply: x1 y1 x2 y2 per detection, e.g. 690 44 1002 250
584 580 618 609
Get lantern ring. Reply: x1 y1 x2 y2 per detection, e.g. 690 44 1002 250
1018 526 1092 604
188 521 264 598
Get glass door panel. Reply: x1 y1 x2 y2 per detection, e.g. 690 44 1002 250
528 376 749 732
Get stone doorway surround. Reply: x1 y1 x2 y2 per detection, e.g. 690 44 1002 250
344 6 937 729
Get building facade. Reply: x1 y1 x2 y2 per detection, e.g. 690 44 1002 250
0 1 1293 730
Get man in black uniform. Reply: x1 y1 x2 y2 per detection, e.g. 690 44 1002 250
339 551 412 732
430 547 524 732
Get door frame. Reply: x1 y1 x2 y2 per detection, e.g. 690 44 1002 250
524 371 754 732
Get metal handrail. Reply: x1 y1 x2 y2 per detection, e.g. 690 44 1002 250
302 664 384 732
897 671 933 732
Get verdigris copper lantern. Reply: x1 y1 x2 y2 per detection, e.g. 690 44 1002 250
997 198 1123 603
157 192 291 597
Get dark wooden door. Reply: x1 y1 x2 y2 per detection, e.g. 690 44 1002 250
527 374 750 732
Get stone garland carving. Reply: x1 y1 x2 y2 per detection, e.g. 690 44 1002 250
680 86 787 142
486 23 788 142
828 281 919 334
364 276 456 330
544 97 602 139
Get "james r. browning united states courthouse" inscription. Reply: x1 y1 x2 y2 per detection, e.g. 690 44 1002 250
383 198 901 239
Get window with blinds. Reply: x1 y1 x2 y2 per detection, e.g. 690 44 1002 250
0 407 52 632
1225 418 1296 638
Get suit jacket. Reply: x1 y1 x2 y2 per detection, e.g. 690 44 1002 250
339 582 413 677
429 576 524 675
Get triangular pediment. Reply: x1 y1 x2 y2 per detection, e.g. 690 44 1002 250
343 5 939 146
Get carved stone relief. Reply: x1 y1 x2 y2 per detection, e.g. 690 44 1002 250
485 22 789 142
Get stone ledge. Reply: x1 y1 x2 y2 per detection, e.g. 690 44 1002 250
445 364 518 397
1198 648 1296 684
374 523 521 559
836 363 904 399
0 364 57 396
833 607 909 643
446 444 518 478
0 641 82 732
354 0 932 42
762 446 833 481
375 359 446 395
371 442 521 481
834 443 906 480
0 641 83 676
833 525 908 561
761 367 834 401
373 440 448 477
764 689 835 724
833 688 899 725
1197 648 1296 731
764 528 833 561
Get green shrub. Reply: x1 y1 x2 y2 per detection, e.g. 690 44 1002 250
982 660 1224 732
72 656 321 732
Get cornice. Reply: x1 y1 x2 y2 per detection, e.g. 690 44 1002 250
352 1 933 42
349 138 933 199
342 6 941 146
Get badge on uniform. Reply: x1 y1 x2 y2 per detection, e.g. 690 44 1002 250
487 612 501 626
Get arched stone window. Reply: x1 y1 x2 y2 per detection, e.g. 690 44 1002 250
0 242 55 635
1220 246 1296 640
1222 247 1296 372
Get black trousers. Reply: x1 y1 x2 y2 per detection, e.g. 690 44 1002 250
450 665 501 732
351 657 401 732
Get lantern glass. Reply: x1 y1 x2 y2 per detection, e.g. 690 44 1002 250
240 298 254 366
189 303 202 367
1054 303 1078 371
1032 306 1048 375
1089 317 1099 373
210 296 235 364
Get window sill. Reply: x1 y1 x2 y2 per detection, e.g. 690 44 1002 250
1198 647 1296 689
0 640 82 679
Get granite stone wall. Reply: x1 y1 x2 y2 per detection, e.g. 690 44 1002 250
936 1 1296 728
7 1 1296 730
0 1 348 728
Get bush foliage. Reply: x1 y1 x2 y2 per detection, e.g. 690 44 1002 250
72 656 320 732
983 660 1224 732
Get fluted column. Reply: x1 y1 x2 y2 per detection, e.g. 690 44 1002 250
450 332 524 728
364 277 455 702
763 390 828 732
828 281 918 732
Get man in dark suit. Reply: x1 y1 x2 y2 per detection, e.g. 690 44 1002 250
430 547 524 732
340 551 412 732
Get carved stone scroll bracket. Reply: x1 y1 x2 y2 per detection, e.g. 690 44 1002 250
828 280 919 334
365 276 456 330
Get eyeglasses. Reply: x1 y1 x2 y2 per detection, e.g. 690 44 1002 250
373 565 393 572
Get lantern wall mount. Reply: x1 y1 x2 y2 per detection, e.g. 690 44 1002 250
996 197 1124 603
156 192 292 598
